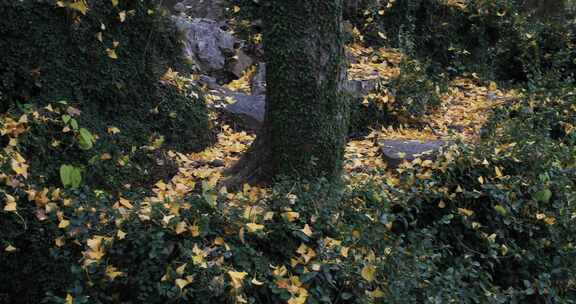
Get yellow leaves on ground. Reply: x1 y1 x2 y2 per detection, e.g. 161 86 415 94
10 152 28 178
361 264 376 282
105 265 123 281
224 65 255 93
424 77 519 140
175 276 194 290
3 194 17 212
57 0 89 15
1 114 28 138
192 244 207 268
445 0 468 10
228 270 247 290
295 243 316 264
106 48 118 59
116 197 133 209
458 208 475 217
347 44 403 81
536 213 557 225
107 126 121 134
58 219 70 229
174 221 188 234
301 224 313 237
190 224 201 237
270 263 309 304
246 223 264 233
83 236 110 267
282 211 300 222
366 287 386 298
118 11 126 22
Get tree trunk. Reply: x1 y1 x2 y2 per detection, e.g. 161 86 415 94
223 0 348 188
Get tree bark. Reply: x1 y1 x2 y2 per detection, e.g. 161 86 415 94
223 0 348 188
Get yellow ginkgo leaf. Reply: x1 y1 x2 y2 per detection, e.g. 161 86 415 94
176 263 187 276
117 230 127 240
301 224 313 237
340 246 349 258
190 224 200 237
58 219 70 229
495 166 504 178
175 278 192 290
458 208 474 217
55 236 66 247
11 157 28 178
175 221 187 234
105 265 123 281
478 176 485 184
107 126 121 134
118 11 126 22
228 270 247 290
5 245 17 252
111 0 118 7
246 223 264 233
282 211 299 222
366 287 385 298
68 1 88 15
361 264 376 282
118 197 133 209
106 48 118 59
3 194 17 212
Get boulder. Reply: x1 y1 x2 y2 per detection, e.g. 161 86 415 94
220 94 265 130
198 75 222 91
173 17 236 74
344 78 378 98
229 49 254 78
250 63 266 95
379 139 450 168
173 0 226 21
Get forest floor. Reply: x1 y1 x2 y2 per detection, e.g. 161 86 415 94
155 43 521 201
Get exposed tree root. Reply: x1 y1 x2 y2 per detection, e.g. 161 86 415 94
219 127 273 191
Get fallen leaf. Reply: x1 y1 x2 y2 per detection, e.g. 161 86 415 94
228 271 247 290
361 264 376 282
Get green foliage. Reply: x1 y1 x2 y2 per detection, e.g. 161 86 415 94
360 0 576 81
60 165 82 189
4 75 575 302
382 78 576 302
350 58 443 135
0 0 211 190
1 1 575 304
0 0 210 152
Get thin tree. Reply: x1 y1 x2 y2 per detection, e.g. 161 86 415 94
223 0 349 187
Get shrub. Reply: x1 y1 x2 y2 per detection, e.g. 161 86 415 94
0 0 210 152
359 0 576 81
350 58 443 135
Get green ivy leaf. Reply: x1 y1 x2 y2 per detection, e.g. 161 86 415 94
60 165 82 189
78 128 95 150
533 189 552 204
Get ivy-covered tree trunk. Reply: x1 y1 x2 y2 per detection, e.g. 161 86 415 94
224 0 348 187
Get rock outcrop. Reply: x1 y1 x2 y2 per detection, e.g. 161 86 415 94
379 139 451 168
